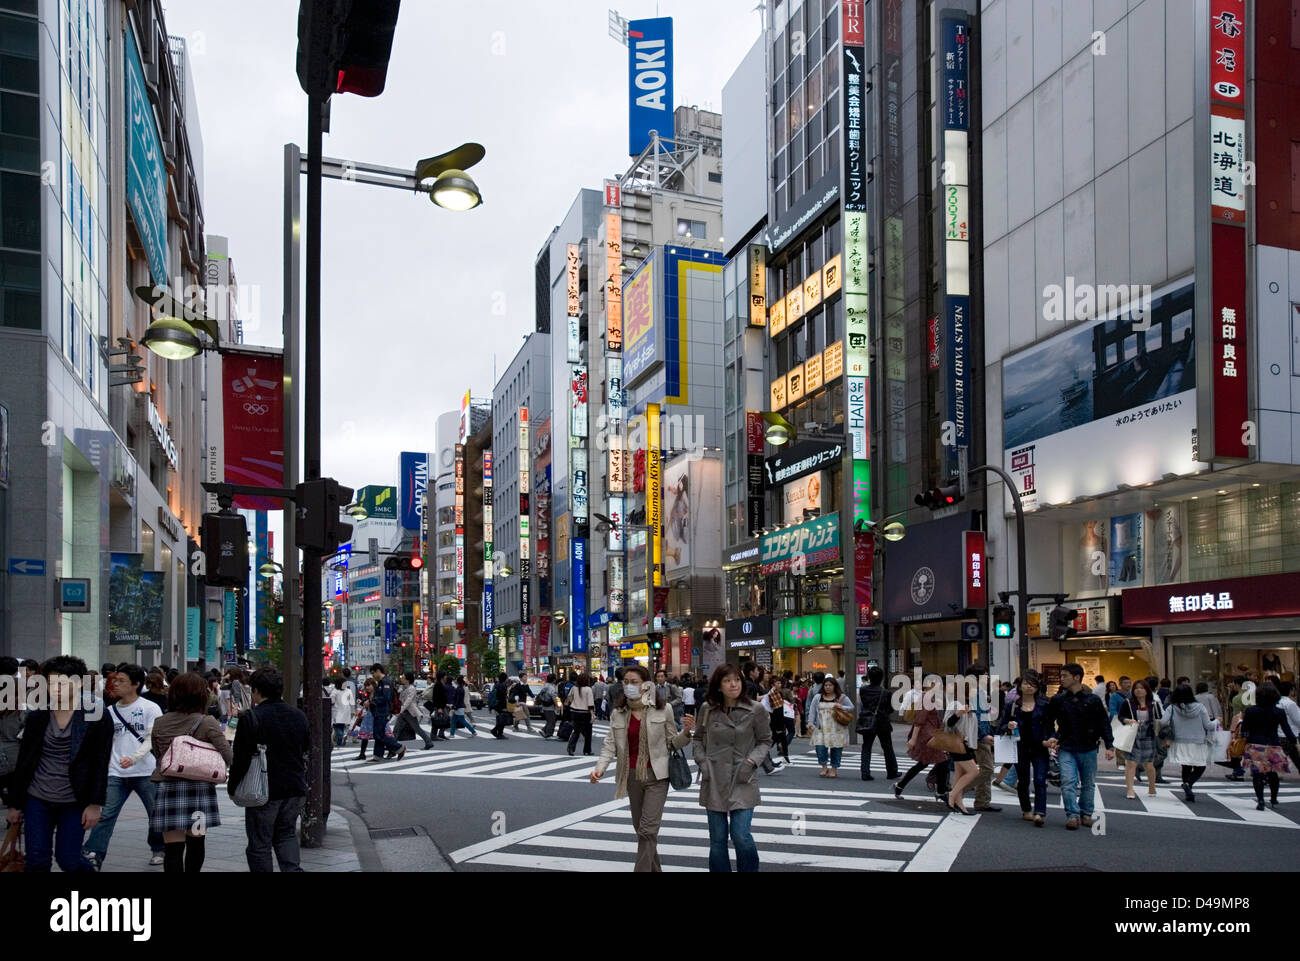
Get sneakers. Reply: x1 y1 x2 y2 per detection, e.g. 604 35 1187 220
83 851 102 872
768 762 785 775
996 780 1017 794
1065 817 1080 830
1080 815 1095 828
893 783 904 799
148 852 165 866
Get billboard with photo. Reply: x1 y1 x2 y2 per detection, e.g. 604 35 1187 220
109 553 165 649
1003 278 1201 511
781 471 824 525
663 458 691 572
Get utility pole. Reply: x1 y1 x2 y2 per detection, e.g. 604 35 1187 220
969 464 1030 677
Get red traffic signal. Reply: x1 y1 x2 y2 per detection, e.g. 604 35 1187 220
409 555 424 570
915 484 963 511
296 0 401 100
385 554 423 572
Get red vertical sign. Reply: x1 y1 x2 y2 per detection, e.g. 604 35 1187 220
854 532 874 626
678 633 691 669
746 411 765 454
963 531 987 610
842 0 865 46
1208 1 1249 460
222 353 285 510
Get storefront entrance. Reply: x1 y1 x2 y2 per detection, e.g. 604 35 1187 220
1169 638 1298 691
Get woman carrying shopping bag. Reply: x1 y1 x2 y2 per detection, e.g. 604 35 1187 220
1165 682 1215 802
588 665 694 872
1117 678 1163 799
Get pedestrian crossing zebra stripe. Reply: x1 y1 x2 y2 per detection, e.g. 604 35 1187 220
449 787 972 873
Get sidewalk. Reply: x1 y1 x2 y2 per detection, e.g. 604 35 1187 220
87 790 375 873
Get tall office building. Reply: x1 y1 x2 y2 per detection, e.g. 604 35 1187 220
0 0 209 667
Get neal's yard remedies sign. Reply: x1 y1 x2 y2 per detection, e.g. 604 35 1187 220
627 18 674 155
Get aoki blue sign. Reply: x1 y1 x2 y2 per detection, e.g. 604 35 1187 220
571 538 588 652
627 18 674 155
125 22 167 286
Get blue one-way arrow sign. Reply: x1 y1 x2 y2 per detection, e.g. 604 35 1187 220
8 558 45 576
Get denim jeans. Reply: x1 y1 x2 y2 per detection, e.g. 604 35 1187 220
706 808 759 872
24 797 95 872
371 711 402 756
1056 748 1098 818
83 776 164 861
1015 754 1050 816
332 723 347 747
448 709 476 737
814 745 843 768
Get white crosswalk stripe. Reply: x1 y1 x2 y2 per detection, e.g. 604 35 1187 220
331 745 638 783
451 785 966 872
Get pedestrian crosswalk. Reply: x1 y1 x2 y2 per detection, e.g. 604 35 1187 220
330 743 620 783
449 785 974 872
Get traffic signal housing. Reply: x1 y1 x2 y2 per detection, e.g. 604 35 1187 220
295 478 354 553
201 512 249 588
296 0 402 100
1049 604 1079 642
384 554 424 572
915 483 963 511
992 602 1016 639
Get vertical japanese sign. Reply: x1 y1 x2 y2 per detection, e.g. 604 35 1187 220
484 451 494 631
843 0 870 532
941 15 971 481
746 412 766 536
455 444 465 627
606 212 623 351
842 2 867 212
748 245 767 327
519 408 530 626
572 447 589 526
567 244 582 363
1208 0 1248 460
607 356 624 422
962 530 986 610
571 364 588 439
125 22 167 287
647 404 662 587
572 538 588 652
854 532 874 626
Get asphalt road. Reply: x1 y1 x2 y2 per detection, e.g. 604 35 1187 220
330 710 1299 872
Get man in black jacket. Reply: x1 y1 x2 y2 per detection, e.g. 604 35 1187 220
1044 663 1115 831
228 668 310 872
858 666 900 781
5 655 112 872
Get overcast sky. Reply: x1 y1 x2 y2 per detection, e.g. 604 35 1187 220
165 0 763 495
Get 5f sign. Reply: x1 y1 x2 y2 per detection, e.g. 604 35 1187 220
628 18 674 155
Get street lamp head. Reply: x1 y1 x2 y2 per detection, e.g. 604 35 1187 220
141 315 202 360
430 169 482 210
346 503 368 520
883 521 906 542
258 561 282 579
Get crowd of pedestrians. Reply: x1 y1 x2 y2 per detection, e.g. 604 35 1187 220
1 656 310 873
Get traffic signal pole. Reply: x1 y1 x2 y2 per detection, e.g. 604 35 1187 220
300 94 328 847
969 464 1030 677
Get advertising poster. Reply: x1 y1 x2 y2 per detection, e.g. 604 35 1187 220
663 458 691 571
572 538 588 652
109 553 164 649
186 607 200 661
222 353 284 510
1077 520 1109 594
1003 279 1199 511
1147 505 1184 586
782 471 824 525
1109 513 1143 587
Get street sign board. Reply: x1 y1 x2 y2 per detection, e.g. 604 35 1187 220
8 558 45 576
58 578 91 613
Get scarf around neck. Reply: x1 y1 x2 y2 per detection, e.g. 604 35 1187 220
628 703 653 783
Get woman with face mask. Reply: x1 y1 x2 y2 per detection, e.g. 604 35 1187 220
589 665 695 872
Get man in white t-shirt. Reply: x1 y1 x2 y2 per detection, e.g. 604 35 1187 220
82 664 164 870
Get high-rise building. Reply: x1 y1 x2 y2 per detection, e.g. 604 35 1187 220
0 0 210 666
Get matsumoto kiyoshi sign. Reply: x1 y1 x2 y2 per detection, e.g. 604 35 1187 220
760 512 840 576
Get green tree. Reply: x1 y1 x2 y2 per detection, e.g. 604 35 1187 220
481 648 500 680
256 588 286 671
437 653 461 677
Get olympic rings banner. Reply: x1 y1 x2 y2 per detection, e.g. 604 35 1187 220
221 352 285 510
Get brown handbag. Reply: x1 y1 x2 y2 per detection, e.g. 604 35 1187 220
831 705 855 727
0 822 24 873
928 729 968 754
1228 736 1247 759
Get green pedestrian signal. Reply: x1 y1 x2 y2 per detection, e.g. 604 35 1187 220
992 603 1015 639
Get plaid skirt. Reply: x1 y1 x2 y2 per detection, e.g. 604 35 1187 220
1125 724 1160 764
149 778 223 834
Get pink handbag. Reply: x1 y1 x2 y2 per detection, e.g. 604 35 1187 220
159 717 229 783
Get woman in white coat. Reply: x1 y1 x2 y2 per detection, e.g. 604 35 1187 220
329 677 355 747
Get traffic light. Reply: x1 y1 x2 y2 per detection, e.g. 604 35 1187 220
295 478 354 553
992 602 1016 639
384 554 423 572
914 483 963 511
296 0 402 101
201 512 249 588
1049 604 1079 642
650 635 663 651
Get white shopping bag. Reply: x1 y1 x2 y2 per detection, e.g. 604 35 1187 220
1212 730 1232 763
993 735 1020 765
1111 716 1138 754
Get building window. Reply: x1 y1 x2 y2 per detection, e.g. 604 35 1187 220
676 218 707 240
